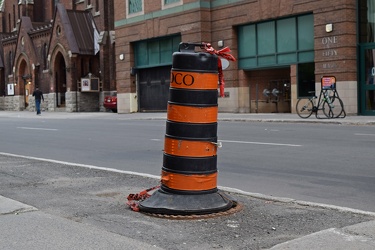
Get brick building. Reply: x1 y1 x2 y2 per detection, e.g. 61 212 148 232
0 0 116 112
114 0 375 116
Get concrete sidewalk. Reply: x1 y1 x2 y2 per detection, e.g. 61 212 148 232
270 220 375 249
1 176 375 250
0 196 162 250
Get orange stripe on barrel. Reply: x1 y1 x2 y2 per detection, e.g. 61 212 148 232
164 137 217 157
167 104 218 123
170 71 218 90
161 171 217 191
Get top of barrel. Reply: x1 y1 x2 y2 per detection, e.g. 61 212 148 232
179 42 205 52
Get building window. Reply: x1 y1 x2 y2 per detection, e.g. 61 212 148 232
13 5 16 29
43 44 48 70
127 0 143 16
8 51 13 76
297 62 315 98
238 14 314 69
165 0 180 4
134 35 181 68
56 25 61 36
359 0 375 43
162 0 181 9
95 0 99 12
8 14 11 32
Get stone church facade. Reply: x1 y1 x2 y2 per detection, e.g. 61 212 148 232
0 0 116 112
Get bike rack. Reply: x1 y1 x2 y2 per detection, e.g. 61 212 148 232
316 76 346 119
296 76 347 119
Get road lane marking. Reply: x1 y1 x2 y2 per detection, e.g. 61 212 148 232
17 127 58 131
219 139 301 147
355 133 375 136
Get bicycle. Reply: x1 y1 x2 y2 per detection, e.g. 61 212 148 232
296 89 346 119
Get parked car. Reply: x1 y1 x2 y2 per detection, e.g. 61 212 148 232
103 93 117 112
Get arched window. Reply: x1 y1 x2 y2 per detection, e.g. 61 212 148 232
89 58 92 73
8 51 13 76
8 14 11 32
95 0 99 12
13 5 16 29
43 44 48 70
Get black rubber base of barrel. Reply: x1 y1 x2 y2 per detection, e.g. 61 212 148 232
139 189 234 215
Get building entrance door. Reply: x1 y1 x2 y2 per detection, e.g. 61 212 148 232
138 66 170 112
360 45 375 115
24 82 30 107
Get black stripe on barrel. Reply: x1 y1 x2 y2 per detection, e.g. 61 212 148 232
163 153 217 174
169 88 218 106
165 121 217 140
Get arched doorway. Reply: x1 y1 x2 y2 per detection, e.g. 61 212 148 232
54 52 67 107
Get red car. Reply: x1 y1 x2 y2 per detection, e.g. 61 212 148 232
103 93 117 112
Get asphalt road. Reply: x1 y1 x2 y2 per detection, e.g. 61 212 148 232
1 114 374 212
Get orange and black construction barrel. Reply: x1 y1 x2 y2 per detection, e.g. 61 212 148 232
139 43 234 215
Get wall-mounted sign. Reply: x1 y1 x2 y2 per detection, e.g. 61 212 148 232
81 77 100 92
7 83 15 96
81 78 90 91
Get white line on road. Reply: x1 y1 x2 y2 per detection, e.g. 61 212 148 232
17 127 58 131
355 133 375 136
219 140 301 147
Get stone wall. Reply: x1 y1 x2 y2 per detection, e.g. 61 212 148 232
0 96 25 111
77 92 100 112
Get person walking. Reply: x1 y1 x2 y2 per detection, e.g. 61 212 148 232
32 87 44 115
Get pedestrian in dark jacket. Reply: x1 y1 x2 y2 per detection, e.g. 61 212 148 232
32 87 44 115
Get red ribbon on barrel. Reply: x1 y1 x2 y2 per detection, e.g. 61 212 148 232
202 43 236 97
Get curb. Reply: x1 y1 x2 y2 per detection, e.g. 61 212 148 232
3 152 375 218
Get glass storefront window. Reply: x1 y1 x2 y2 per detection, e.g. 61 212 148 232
297 62 315 98
258 21 276 55
358 1 375 114
365 49 375 86
362 48 375 113
366 91 375 110
238 14 314 69
359 0 375 43
134 36 181 68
